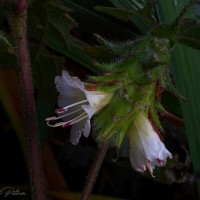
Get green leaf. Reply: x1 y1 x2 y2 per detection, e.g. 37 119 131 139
110 0 157 33
62 0 147 73
66 37 97 73
94 93 132 141
94 34 138 54
30 46 64 145
157 0 200 196
28 0 98 73
85 45 115 63
30 46 64 100
28 0 77 53
162 91 182 117
150 24 177 41
62 0 136 38
0 32 14 53
177 19 200 50
26 0 81 143
95 6 140 21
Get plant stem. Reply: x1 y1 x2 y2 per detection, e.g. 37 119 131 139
80 142 109 200
8 1 46 199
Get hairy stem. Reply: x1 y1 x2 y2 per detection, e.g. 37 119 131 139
80 142 109 200
8 1 46 199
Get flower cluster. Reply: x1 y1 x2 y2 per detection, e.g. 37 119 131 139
46 36 176 176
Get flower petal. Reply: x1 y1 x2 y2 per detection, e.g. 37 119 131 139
84 90 113 110
83 119 91 138
60 70 85 92
128 112 172 175
70 118 88 145
55 70 86 108
81 104 98 119
135 114 172 163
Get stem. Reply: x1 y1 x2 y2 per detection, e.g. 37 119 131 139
80 142 109 200
8 1 46 199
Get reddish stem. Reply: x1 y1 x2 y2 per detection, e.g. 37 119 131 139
9 1 46 199
17 0 28 14
80 142 109 200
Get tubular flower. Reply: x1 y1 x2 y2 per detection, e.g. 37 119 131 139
46 70 113 145
128 112 172 177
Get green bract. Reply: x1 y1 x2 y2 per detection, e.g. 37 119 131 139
90 35 182 147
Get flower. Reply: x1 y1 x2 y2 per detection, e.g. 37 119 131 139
46 70 113 145
128 112 172 177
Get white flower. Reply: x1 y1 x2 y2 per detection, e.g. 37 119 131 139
46 70 113 145
128 112 172 177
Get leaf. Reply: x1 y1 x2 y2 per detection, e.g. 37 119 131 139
95 6 139 21
30 46 64 100
93 34 140 57
28 0 77 53
0 32 14 53
176 19 200 50
66 37 98 73
162 91 182 117
85 45 115 63
62 0 140 72
28 0 100 73
30 46 64 144
157 0 200 196
150 24 177 41
63 0 136 38
26 0 77 143
110 0 157 33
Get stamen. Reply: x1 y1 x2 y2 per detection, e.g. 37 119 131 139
146 161 155 177
62 122 71 128
56 99 88 113
157 159 163 166
68 114 88 126
45 108 83 122
56 108 66 113
141 165 146 172
47 121 67 127
47 112 88 128
62 113 88 128
45 116 57 121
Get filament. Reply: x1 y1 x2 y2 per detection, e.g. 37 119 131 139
56 99 88 113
